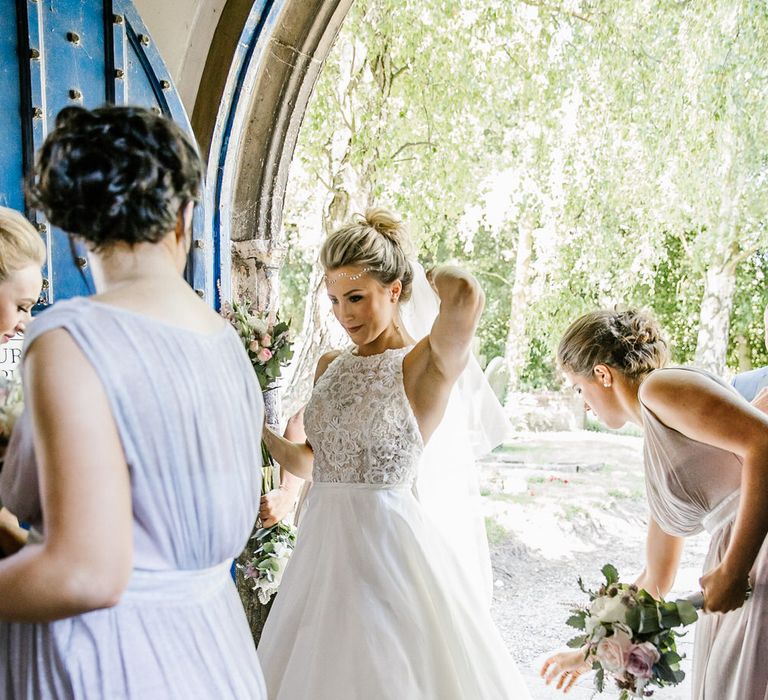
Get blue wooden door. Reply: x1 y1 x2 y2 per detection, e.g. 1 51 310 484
0 0 212 307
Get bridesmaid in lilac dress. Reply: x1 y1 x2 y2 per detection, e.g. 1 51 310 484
0 106 266 699
542 309 768 700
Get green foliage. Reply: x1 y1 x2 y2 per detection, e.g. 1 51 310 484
484 516 509 546
283 0 768 384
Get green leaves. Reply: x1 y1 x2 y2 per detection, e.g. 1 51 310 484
674 599 699 626
567 634 588 649
566 612 587 630
601 563 619 586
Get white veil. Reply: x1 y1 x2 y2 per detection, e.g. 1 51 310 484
400 262 510 606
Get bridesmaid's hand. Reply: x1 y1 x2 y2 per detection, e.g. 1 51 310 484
0 508 27 558
700 563 750 614
540 648 590 693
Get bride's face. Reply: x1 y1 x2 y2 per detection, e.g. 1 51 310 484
325 266 400 345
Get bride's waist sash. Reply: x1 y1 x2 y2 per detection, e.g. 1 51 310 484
311 481 413 493
120 560 232 604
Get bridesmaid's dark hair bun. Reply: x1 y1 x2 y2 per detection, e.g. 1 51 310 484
28 105 202 250
558 308 670 378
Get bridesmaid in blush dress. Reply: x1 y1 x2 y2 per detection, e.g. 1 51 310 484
542 308 768 700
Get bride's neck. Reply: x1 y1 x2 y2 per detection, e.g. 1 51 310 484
356 318 414 357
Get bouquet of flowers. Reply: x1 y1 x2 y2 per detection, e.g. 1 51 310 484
565 564 698 698
241 520 298 604
221 293 297 604
0 373 23 466
220 297 293 391
239 450 298 603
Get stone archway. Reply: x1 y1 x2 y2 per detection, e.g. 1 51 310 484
191 0 354 310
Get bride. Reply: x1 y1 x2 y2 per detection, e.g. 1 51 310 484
257 208 530 699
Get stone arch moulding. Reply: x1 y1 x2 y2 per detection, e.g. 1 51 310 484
193 0 354 309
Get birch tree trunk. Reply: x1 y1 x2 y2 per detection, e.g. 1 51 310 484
282 163 369 417
503 212 534 395
693 262 737 375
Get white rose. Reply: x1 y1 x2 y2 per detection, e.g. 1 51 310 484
273 542 289 558
590 594 628 625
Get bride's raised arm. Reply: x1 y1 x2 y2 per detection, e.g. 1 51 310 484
425 265 485 379
403 265 484 443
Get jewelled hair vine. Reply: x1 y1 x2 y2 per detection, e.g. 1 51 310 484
323 267 379 286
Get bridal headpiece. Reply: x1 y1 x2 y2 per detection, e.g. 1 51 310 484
323 267 380 286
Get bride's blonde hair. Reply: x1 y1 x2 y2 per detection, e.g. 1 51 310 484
0 207 46 282
320 207 415 302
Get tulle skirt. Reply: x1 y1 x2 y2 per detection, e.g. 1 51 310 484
257 482 530 700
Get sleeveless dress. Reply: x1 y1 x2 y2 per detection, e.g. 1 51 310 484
0 298 267 699
257 347 530 699
641 367 768 700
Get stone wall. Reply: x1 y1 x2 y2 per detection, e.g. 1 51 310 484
504 391 586 432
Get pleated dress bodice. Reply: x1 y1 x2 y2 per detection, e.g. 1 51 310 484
0 297 266 699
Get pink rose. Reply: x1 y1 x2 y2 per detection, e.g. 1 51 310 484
596 627 632 674
626 642 660 680
249 340 260 353
261 334 272 347
257 347 273 363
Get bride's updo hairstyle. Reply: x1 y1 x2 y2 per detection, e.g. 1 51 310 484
320 207 415 303
558 308 670 379
27 105 202 250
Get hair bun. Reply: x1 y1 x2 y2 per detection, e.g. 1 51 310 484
359 207 415 257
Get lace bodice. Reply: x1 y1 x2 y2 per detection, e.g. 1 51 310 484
304 347 424 485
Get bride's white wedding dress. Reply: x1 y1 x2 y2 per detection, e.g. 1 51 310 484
257 346 530 699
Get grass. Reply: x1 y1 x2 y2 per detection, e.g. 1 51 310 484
485 516 510 546
607 487 644 501
490 492 534 505
561 503 589 521
585 415 643 437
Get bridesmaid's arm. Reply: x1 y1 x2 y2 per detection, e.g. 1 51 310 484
0 329 133 623
641 369 768 612
634 517 684 599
